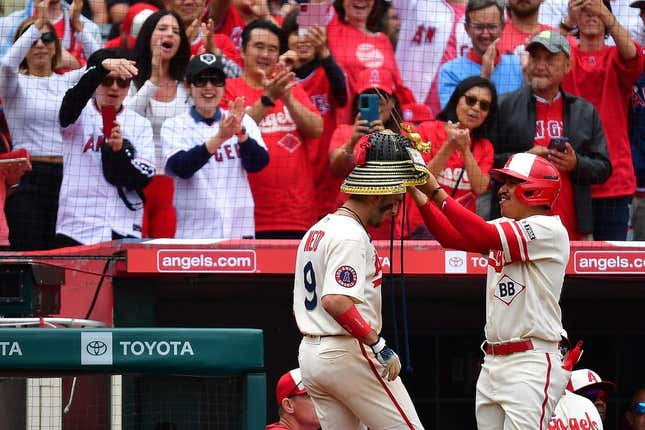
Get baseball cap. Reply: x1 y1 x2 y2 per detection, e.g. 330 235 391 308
185 53 236 83
568 369 617 394
630 0 645 8
356 68 395 95
276 368 307 405
402 103 433 123
526 30 571 58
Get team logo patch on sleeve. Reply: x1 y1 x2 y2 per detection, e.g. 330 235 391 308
335 266 358 288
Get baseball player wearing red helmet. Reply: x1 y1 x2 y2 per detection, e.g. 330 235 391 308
294 130 428 429
411 152 571 430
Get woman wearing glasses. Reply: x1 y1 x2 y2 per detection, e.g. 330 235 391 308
55 48 155 247
160 54 268 239
0 0 99 250
126 10 191 239
406 76 496 238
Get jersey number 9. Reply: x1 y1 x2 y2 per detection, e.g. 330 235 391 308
304 261 317 311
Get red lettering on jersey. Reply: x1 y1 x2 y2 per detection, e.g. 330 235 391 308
488 250 504 272
82 135 104 153
535 120 545 139
549 413 600 430
214 151 223 162
425 27 436 43
304 230 325 252
372 250 382 287
412 26 424 44
224 144 235 160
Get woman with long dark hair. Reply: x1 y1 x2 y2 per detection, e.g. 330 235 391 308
407 75 497 238
126 10 191 238
0 0 98 250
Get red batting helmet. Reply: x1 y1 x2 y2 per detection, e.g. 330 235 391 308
490 153 560 208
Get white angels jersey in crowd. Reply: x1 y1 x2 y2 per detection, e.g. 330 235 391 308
57 102 155 245
294 214 383 336
161 111 266 239
484 215 569 343
548 391 603 430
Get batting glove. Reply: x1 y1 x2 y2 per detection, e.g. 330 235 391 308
370 337 401 381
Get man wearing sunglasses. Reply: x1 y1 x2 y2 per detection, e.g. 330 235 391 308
569 368 616 425
56 48 155 246
492 30 611 241
626 387 645 430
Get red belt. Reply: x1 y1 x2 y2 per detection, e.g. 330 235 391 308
485 340 534 355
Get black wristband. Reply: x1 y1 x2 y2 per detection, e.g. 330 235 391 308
260 95 275 107
559 20 575 33
430 186 443 200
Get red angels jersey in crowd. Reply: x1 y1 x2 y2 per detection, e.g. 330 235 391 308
326 11 415 123
561 43 644 199
497 21 554 56
213 5 245 49
484 215 569 343
222 78 317 232
294 214 383 336
297 66 343 221
548 391 603 430
57 103 155 244
393 0 471 115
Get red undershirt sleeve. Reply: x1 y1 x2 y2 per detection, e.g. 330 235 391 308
418 198 502 253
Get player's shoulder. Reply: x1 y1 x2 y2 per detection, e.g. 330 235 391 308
492 215 568 242
310 214 367 242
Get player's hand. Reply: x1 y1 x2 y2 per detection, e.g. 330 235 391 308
260 63 295 101
370 337 401 381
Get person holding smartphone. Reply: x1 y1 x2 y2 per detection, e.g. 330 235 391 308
0 0 99 251
56 48 155 246
492 31 611 241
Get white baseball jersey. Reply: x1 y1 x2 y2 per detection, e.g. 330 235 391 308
394 0 471 105
485 214 570 343
294 214 383 336
549 391 603 430
161 111 266 239
57 102 155 245
539 0 645 46
0 25 85 156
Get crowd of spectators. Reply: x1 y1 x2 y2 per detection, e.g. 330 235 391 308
0 0 644 248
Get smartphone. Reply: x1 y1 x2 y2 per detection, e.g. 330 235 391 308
359 93 380 128
548 136 569 152
101 105 116 138
297 2 331 36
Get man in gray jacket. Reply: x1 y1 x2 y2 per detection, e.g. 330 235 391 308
492 30 611 240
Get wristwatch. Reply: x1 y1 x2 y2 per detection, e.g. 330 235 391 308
559 20 576 33
260 95 275 107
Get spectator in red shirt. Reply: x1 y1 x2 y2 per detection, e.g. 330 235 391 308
222 19 322 239
281 9 348 221
326 0 415 124
209 0 246 48
406 76 496 238
104 3 159 50
498 0 553 55
560 0 643 240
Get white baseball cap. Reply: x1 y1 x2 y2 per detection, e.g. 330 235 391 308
568 368 616 393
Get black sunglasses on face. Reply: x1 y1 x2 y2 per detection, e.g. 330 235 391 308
191 75 225 88
463 94 491 112
32 31 56 47
101 76 131 88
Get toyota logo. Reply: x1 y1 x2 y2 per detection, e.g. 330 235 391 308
448 256 464 267
86 341 108 356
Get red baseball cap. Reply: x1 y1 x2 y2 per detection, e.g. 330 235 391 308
402 103 433 123
276 368 308 405
355 68 395 95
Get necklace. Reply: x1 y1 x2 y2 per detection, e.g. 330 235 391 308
338 206 371 239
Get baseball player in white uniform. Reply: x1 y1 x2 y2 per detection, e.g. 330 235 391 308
57 48 155 246
294 130 429 430
411 152 571 430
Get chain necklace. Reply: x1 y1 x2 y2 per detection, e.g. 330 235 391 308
338 206 371 240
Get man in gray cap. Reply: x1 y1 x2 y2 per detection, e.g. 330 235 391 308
491 30 611 241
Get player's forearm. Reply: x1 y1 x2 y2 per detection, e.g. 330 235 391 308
60 64 108 127
321 294 378 345
605 15 637 60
